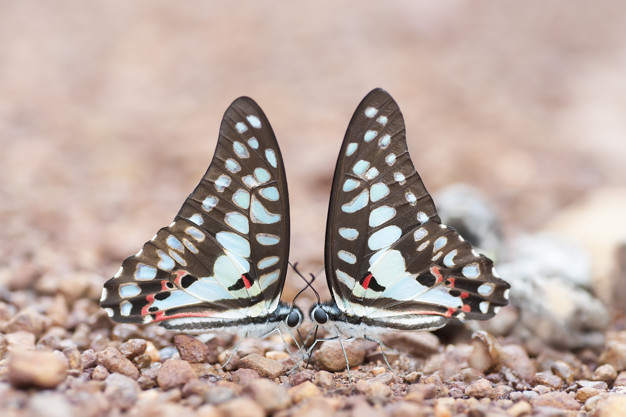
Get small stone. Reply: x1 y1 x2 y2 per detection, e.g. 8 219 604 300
614 371 626 386
405 383 438 402
592 363 618 383
238 353 284 379
531 391 580 410
80 349 97 369
290 369 314 386
464 378 493 399
314 340 365 372
104 373 140 411
371 366 386 376
217 397 266 417
97 347 139 379
289 381 321 403
403 371 421 384
8 350 68 389
64 347 82 371
551 360 574 384
578 379 609 390
157 359 195 390
174 334 209 363
501 344 535 382
145 341 160 363
230 367 259 385
91 365 109 381
366 381 392 405
203 386 238 405
132 353 152 368
592 394 626 417
392 401 428 417
182 378 211 398
469 331 502 374
3 308 48 337
492 384 514 399
313 370 334 388
506 401 532 417
382 331 440 357
599 341 626 371
118 338 147 360
575 386 599 402
244 378 291 413
6 331 36 352
28 392 74 417
265 350 290 361
533 372 562 389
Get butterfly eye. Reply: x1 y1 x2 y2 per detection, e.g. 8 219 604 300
286 310 301 328
312 306 328 324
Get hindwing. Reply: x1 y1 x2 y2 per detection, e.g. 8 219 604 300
101 97 291 332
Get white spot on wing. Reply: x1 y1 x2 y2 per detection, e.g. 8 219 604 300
166 236 184 252
443 249 457 267
364 167 379 180
370 182 390 202
100 288 108 302
202 196 218 212
119 283 141 298
182 238 199 254
233 141 250 158
503 289 510 300
369 205 396 228
265 149 278 168
232 189 251 209
256 233 280 245
250 195 280 224
339 228 359 240
364 107 378 117
405 191 417 206
157 250 175 271
378 134 391 149
189 213 204 226
417 240 430 252
114 267 123 278
242 175 259 188
462 263 480 278
185 226 205 242
346 143 358 156
417 211 429 224
338 250 357 264
247 115 261 128
136 264 157 280
215 175 231 192
248 137 259 149
352 160 370 176
343 178 359 192
254 167 271 184
225 158 241 173
259 186 279 201
433 236 448 251
377 115 388 125
216 231 251 257
120 301 132 317
368 225 402 250
225 212 250 234
477 283 495 296
364 130 377 142
479 301 490 314
413 227 428 241
257 256 279 270
104 308 114 317
235 122 248 133
341 189 369 213
385 153 396 166
394 172 406 185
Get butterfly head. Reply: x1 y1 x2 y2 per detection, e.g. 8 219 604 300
286 307 304 328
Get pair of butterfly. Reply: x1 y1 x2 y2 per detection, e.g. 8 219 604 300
100 88 510 365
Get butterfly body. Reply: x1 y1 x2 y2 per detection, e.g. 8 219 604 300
309 88 510 339
101 97 303 339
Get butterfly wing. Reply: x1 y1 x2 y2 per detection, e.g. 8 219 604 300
101 97 291 334
324 88 509 329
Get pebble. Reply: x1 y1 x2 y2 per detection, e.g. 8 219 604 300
313 370 334 388
182 378 211 398
238 353 284 379
533 372 562 389
575 386 600 402
8 350 68 389
118 338 147 359
506 401 532 417
364 381 392 405
80 349 98 369
550 360 574 384
382 331 441 357
28 392 74 417
265 350 290 361
464 378 493 399
174 334 209 363
203 385 238 405
288 381 321 403
392 401 429 417
6 330 36 352
243 378 291 413
97 346 139 379
91 364 109 381
157 359 196 390
405 383 438 402
314 340 366 372
104 373 140 411
132 353 152 368
501 344 535 382
530 391 580 410
217 398 265 417
599 341 626 372
591 394 626 417
593 363 618 383
614 371 626 386
230 367 260 384
578 379 609 390
4 308 48 337
469 331 502 373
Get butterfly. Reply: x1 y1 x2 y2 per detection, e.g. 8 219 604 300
308 88 510 360
100 96 303 347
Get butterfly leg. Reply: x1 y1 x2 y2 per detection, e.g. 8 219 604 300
218 336 244 369
364 336 398 375
339 338 353 384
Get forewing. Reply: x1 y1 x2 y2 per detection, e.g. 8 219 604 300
101 97 290 329
325 88 509 323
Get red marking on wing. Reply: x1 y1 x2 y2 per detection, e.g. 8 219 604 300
141 294 155 316
461 292 469 299
447 277 456 287
151 310 215 322
461 304 471 312
361 273 373 289
444 307 455 318
173 270 187 286
161 281 170 291
430 266 444 284
242 274 251 289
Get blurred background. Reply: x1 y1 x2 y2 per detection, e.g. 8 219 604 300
1 1 625 313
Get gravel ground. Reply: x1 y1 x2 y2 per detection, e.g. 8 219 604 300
2 2 626 417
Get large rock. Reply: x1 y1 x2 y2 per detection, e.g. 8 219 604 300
9 350 68 389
